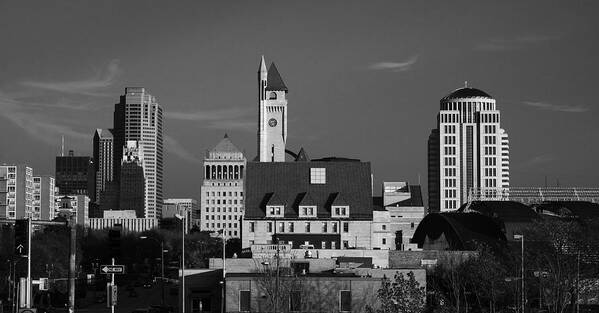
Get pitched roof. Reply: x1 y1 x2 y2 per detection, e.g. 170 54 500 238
245 161 373 219
210 134 242 154
95 128 113 139
295 148 310 162
265 63 288 92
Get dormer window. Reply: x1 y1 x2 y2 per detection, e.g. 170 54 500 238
331 206 350 218
266 205 284 217
310 168 326 184
269 92 277 100
299 206 317 218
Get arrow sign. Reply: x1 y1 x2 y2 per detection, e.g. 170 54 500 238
16 244 24 254
100 265 125 274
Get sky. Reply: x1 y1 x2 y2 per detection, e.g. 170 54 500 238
0 0 598 200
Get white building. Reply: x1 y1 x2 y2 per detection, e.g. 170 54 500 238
372 182 424 251
33 175 57 221
428 86 510 212
0 164 33 219
258 56 288 162
200 135 245 237
56 194 90 226
114 87 164 219
163 198 199 233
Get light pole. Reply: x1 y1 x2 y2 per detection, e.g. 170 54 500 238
175 213 186 313
218 229 226 313
514 234 524 313
140 236 167 306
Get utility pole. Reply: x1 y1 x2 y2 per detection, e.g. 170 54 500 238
68 217 76 313
26 217 31 309
221 230 226 313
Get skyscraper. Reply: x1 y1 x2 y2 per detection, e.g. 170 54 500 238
113 87 164 219
93 129 115 204
258 56 288 162
428 87 510 212
55 150 94 197
200 134 246 237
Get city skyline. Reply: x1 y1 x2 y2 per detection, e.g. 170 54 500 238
1 1 598 199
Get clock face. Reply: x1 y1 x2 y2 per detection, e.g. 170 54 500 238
268 118 278 127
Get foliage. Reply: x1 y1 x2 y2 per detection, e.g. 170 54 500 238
366 271 426 313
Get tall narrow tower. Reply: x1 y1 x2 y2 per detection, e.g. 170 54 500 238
258 56 288 162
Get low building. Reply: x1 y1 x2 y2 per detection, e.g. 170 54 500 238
56 194 90 226
88 209 158 232
163 198 199 233
372 182 425 251
242 158 374 250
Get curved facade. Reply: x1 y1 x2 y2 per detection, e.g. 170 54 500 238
428 87 510 212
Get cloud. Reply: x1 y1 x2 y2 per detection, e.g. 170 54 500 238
165 135 201 163
165 107 254 131
21 59 121 96
523 101 589 113
525 154 556 166
0 91 90 144
475 34 560 52
367 55 418 72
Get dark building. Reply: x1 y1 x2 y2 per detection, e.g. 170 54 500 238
427 129 439 213
242 158 374 249
55 150 94 197
119 141 145 217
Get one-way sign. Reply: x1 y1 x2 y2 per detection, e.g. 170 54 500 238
101 265 125 274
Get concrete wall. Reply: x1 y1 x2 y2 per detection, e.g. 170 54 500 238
389 250 478 269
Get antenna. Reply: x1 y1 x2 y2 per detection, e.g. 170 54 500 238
464 81 468 88
418 173 421 185
61 135 65 157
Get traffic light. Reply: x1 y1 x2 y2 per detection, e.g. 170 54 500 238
14 219 29 257
108 229 121 257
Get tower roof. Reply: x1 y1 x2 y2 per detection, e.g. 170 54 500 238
442 87 492 101
210 134 242 154
258 55 267 73
265 62 288 92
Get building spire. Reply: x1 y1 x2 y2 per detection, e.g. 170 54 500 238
259 55 267 73
464 81 468 88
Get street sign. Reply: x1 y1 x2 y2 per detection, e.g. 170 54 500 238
14 219 28 256
101 265 125 274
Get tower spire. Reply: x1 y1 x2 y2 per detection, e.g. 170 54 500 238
464 81 468 88
259 55 267 73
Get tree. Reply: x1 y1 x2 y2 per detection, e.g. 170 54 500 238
366 271 426 313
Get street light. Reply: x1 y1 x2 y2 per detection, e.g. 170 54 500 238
218 229 226 313
175 213 186 313
514 234 524 313
140 236 167 306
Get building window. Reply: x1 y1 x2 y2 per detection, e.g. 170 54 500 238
321 241 326 249
278 222 284 233
332 222 338 233
411 222 415 229
267 222 273 233
382 238 387 245
332 206 349 218
382 224 387 231
299 206 316 218
343 240 349 248
267 206 283 217
288 222 294 232
191 297 211 313
305 222 311 233
310 168 326 184
340 290 351 312
343 222 349 233
239 290 251 312
322 222 328 233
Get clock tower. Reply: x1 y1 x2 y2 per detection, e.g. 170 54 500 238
258 56 288 162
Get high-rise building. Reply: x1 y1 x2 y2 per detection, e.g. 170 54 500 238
163 198 199 233
0 165 33 219
428 87 510 212
200 134 246 237
119 141 145 217
55 150 94 197
113 87 164 219
33 175 57 221
258 56 288 162
93 128 115 204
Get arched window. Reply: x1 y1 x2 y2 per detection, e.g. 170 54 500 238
269 92 277 100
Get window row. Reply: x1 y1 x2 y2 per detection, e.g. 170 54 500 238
206 199 243 205
205 207 241 213
249 221 348 234
204 165 244 180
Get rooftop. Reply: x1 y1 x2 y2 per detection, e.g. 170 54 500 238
442 87 493 101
